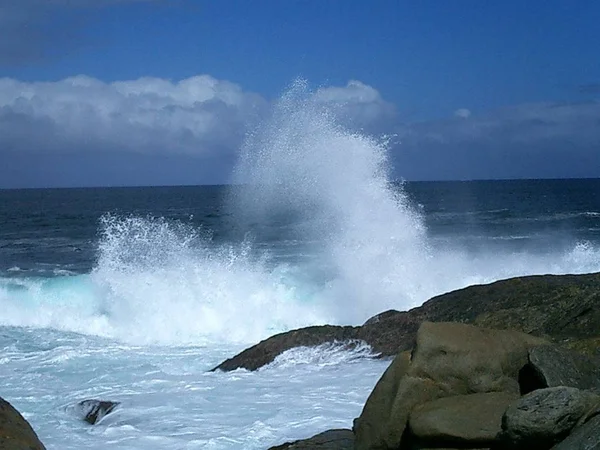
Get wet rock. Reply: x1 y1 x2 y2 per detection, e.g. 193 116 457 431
552 413 600 450
409 392 517 445
211 325 359 372
76 400 120 425
354 322 545 450
268 429 354 449
0 397 46 450
501 387 600 449
213 273 600 372
528 345 600 390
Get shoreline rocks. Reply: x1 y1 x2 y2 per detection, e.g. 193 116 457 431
270 320 600 450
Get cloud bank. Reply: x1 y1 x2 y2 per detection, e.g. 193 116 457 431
0 73 599 187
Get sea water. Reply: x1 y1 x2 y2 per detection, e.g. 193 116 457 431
1 82 600 449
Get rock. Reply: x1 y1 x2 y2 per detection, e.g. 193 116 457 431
354 322 546 450
501 387 600 449
528 345 600 390
409 392 518 445
213 273 600 372
268 429 354 449
0 397 46 450
552 413 600 450
211 326 359 371
76 400 120 425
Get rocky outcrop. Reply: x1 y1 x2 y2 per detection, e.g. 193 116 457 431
353 322 547 450
76 400 120 425
0 397 46 450
213 272 600 372
267 429 354 449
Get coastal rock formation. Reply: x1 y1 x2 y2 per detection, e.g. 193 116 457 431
0 397 46 450
266 320 600 450
76 400 120 425
213 272 600 372
353 322 546 450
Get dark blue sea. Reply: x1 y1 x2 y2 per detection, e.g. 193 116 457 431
1 86 599 449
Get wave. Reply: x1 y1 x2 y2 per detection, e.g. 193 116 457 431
1 81 600 345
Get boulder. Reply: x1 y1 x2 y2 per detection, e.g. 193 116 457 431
76 400 120 425
551 413 600 450
0 397 46 450
528 345 600 391
409 392 517 445
354 322 546 450
501 387 600 449
268 429 353 449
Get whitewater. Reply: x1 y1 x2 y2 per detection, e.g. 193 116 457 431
1 81 600 449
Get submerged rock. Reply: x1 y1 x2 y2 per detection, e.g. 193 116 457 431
213 272 600 372
0 397 46 450
268 429 354 449
76 400 120 425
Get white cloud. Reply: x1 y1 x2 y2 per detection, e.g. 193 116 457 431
0 75 393 161
0 75 266 156
454 108 471 119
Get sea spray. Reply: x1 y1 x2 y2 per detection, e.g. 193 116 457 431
230 80 433 321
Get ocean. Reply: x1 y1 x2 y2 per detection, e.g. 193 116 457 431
1 85 600 449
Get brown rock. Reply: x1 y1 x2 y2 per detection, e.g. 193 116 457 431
409 392 518 445
354 322 546 450
0 397 46 450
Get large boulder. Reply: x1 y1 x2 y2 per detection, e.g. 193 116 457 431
354 322 546 450
501 387 600 449
0 397 46 450
409 392 517 446
213 273 600 372
528 345 600 391
551 413 600 450
268 429 354 449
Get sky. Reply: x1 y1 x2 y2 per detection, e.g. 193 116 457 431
1 0 599 188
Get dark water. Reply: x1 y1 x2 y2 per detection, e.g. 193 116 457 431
1 179 599 278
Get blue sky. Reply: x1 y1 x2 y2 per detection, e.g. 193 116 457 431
1 0 599 187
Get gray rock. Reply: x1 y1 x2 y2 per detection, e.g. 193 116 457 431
409 392 517 445
529 345 600 390
502 387 599 448
552 413 600 450
76 400 120 425
268 429 353 449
